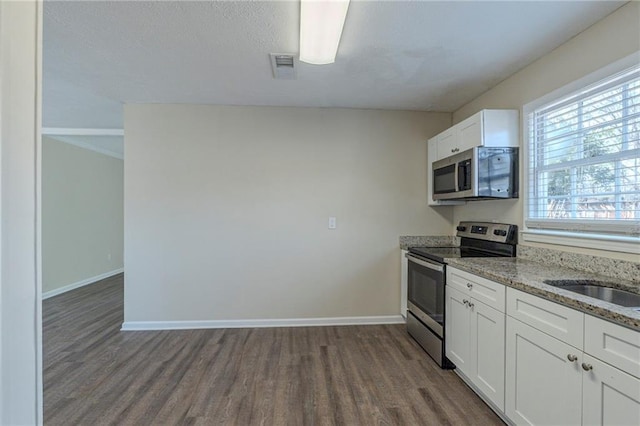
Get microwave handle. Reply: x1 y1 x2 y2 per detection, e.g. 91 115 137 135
454 162 459 194
405 253 444 272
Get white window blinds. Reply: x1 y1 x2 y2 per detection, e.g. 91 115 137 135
527 65 640 237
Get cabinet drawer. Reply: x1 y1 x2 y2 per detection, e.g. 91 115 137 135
507 288 584 349
585 315 640 379
447 267 505 313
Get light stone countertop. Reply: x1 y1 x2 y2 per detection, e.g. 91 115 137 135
446 257 640 331
399 235 458 250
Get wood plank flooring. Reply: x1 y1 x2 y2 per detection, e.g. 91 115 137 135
44 275 503 425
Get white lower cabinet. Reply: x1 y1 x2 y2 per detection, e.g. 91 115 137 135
446 286 471 370
446 285 505 411
505 287 640 426
444 271 640 426
505 316 582 425
471 299 505 410
582 354 640 426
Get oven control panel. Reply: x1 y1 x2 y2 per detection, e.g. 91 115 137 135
456 222 517 244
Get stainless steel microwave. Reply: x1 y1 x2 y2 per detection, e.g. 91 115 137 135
432 147 519 201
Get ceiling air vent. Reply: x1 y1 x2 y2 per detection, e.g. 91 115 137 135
270 53 297 80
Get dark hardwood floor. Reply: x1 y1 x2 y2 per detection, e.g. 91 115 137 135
44 274 503 425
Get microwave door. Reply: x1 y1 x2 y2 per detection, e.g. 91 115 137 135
432 163 457 197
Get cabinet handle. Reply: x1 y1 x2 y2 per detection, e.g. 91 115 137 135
451 147 460 153
468 302 474 308
462 299 469 306
467 283 473 289
581 363 593 371
567 354 578 362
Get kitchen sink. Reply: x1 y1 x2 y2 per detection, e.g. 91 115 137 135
543 280 640 308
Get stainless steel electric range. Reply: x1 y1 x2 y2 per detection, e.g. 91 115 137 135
406 221 517 368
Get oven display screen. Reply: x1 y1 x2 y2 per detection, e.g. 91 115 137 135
471 225 488 234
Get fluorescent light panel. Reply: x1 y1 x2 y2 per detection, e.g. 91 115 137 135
299 0 350 65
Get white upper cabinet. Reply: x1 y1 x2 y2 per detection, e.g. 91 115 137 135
434 109 519 161
435 127 458 159
426 109 518 206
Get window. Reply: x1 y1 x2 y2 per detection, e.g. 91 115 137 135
526 64 640 242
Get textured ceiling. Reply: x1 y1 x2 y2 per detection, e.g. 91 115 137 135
43 0 626 129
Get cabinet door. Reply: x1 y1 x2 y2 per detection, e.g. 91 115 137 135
582 354 640 426
505 317 582 426
400 250 408 318
446 286 471 373
470 300 505 411
436 127 458 157
458 112 483 152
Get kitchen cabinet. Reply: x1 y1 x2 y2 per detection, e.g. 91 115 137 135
506 286 584 349
505 315 583 425
584 314 640 379
444 268 640 426
505 287 640 426
426 109 518 206
582 354 640 426
434 109 519 160
400 249 408 318
434 127 457 160
446 286 471 370
446 268 506 411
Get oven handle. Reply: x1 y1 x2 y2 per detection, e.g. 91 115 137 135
405 253 444 272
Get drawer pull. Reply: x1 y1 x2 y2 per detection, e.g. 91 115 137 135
567 354 578 362
467 283 473 289
581 363 593 371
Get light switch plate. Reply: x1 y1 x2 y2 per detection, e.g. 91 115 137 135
328 216 337 229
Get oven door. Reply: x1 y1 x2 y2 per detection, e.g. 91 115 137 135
405 253 445 337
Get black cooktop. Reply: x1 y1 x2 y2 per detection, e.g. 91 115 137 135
408 246 503 263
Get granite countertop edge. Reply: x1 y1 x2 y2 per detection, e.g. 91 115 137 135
446 257 640 331
399 235 459 250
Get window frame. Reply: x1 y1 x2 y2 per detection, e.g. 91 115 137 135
522 51 640 254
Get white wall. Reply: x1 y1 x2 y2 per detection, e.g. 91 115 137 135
42 137 124 295
124 105 451 324
0 0 41 424
451 2 640 261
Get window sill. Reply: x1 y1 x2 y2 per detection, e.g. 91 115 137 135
521 229 640 255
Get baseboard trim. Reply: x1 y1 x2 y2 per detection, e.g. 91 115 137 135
43 268 124 299
121 315 405 331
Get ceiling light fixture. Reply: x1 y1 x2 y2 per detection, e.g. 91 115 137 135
299 0 351 65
